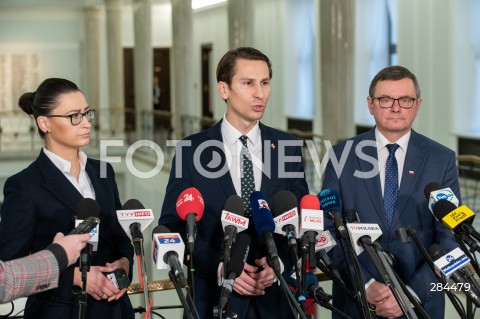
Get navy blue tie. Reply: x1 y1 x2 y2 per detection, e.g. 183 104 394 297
384 144 399 226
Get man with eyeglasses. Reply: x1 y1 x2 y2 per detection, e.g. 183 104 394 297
322 66 460 318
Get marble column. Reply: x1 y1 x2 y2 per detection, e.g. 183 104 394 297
319 0 355 144
171 0 194 139
105 0 125 138
133 0 153 140
84 6 101 139
227 0 254 48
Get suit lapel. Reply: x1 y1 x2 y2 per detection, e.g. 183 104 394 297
36 150 83 215
391 131 427 227
259 123 275 195
358 130 387 226
206 121 237 198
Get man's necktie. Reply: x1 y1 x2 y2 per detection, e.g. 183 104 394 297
240 135 255 218
384 143 400 226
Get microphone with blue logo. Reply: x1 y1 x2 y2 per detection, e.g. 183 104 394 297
318 189 349 240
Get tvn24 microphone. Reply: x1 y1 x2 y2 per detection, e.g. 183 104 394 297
250 191 281 273
424 182 459 215
221 195 249 267
176 187 205 254
318 189 349 240
428 243 480 307
152 225 187 286
270 191 299 259
116 199 154 255
299 194 323 269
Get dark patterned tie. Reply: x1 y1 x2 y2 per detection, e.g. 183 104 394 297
384 143 400 226
239 135 255 218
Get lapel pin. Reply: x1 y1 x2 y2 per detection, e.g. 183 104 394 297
408 170 414 175
271 143 276 150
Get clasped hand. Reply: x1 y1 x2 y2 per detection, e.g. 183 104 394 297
233 257 277 296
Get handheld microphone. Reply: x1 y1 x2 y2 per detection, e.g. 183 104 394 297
299 194 323 269
346 223 383 255
75 198 100 271
432 200 480 241
152 225 187 286
270 191 300 259
116 199 154 254
428 244 480 307
176 187 205 254
219 233 250 311
221 195 249 266
318 189 348 240
424 182 460 216
315 230 343 283
250 191 281 273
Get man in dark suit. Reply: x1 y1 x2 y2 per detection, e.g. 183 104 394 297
159 47 309 318
322 65 460 318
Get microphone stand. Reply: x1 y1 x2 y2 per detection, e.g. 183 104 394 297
332 225 373 319
267 256 308 319
359 237 417 319
78 243 92 319
401 226 467 319
169 271 195 319
311 286 351 319
134 238 151 319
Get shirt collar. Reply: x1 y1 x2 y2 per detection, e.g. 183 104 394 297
222 114 261 146
375 128 411 153
43 147 87 174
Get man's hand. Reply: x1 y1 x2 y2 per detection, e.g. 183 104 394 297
366 280 403 318
52 232 90 266
232 257 278 296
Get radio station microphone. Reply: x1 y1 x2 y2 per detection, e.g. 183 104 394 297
318 189 348 240
250 191 281 273
428 243 480 307
432 200 480 242
152 225 187 286
75 198 100 274
270 191 300 260
219 233 250 311
299 194 323 269
116 199 154 255
315 230 343 283
424 182 459 215
221 195 249 267
176 187 205 254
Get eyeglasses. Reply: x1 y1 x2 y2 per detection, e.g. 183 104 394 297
371 96 417 109
46 109 95 125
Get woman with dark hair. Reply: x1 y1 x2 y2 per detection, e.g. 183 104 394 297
0 78 134 319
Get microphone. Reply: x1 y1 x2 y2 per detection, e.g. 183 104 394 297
432 200 480 241
428 244 480 307
270 191 300 259
219 233 250 311
315 230 343 283
346 223 383 255
152 225 187 286
250 191 281 273
176 187 205 254
221 195 249 266
318 188 348 240
299 194 323 269
424 182 460 215
116 199 154 254
75 198 100 252
69 217 99 235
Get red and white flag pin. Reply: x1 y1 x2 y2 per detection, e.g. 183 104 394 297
408 170 415 175
271 143 276 150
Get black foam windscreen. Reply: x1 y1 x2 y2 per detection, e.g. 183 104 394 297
432 199 457 221
270 191 298 217
427 243 446 260
75 198 100 220
225 233 250 277
224 195 245 216
423 182 443 200
122 199 145 210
